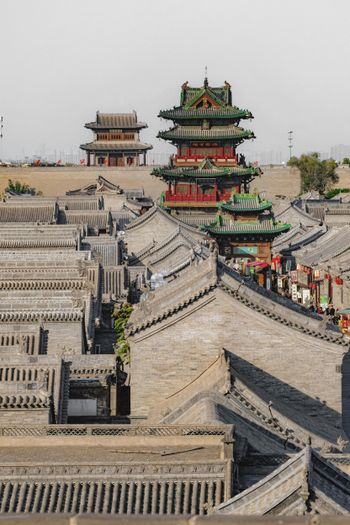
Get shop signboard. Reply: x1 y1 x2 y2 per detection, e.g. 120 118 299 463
290 270 298 283
233 246 258 256
291 283 298 302
313 269 323 281
320 294 328 308
302 289 310 305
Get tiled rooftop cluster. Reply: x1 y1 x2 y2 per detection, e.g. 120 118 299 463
1 185 350 518
0 176 154 427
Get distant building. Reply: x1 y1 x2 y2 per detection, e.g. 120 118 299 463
330 144 350 162
80 111 152 167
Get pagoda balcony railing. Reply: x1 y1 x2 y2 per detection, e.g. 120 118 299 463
165 192 216 202
174 155 237 165
165 191 230 203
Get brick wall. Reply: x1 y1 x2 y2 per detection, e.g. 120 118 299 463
130 288 346 430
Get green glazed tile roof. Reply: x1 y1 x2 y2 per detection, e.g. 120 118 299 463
183 85 226 109
181 83 231 106
221 194 272 213
201 219 291 235
152 164 261 179
159 107 252 120
158 125 255 142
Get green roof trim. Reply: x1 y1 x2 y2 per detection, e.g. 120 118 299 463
157 127 255 142
220 194 273 213
200 219 291 235
151 164 262 180
159 192 165 208
159 107 252 120
184 86 226 109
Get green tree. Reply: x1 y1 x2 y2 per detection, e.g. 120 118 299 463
343 157 350 166
112 303 133 364
5 179 36 195
288 153 338 194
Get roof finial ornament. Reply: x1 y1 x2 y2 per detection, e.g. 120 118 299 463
204 66 208 88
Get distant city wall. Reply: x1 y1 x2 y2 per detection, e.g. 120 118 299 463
1 165 350 200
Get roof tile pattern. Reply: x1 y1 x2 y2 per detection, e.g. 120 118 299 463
158 125 254 141
80 141 152 152
85 112 147 130
0 204 57 223
216 447 350 515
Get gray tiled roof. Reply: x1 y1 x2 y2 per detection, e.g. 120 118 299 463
216 446 350 515
294 226 350 266
80 141 152 152
0 204 57 224
85 112 147 130
272 224 326 254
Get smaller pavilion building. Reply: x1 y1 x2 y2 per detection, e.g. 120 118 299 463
80 111 152 167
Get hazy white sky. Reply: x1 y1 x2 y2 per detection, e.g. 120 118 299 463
1 0 350 162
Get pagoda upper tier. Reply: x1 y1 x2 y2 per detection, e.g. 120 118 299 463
159 79 253 123
155 78 256 171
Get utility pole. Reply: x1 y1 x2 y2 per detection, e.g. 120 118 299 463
288 130 293 160
0 116 3 162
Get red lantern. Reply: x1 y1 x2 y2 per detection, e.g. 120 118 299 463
335 277 343 285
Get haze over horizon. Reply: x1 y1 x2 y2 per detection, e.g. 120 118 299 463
1 0 350 163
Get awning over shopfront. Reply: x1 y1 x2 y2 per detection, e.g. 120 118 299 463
246 261 269 269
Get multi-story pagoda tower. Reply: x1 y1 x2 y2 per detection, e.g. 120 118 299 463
153 78 261 210
152 78 290 262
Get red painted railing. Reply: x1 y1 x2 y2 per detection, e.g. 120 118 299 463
165 192 216 202
175 155 237 164
165 191 232 202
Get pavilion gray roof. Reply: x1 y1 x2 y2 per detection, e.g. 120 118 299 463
80 141 152 152
216 446 350 515
85 111 148 130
